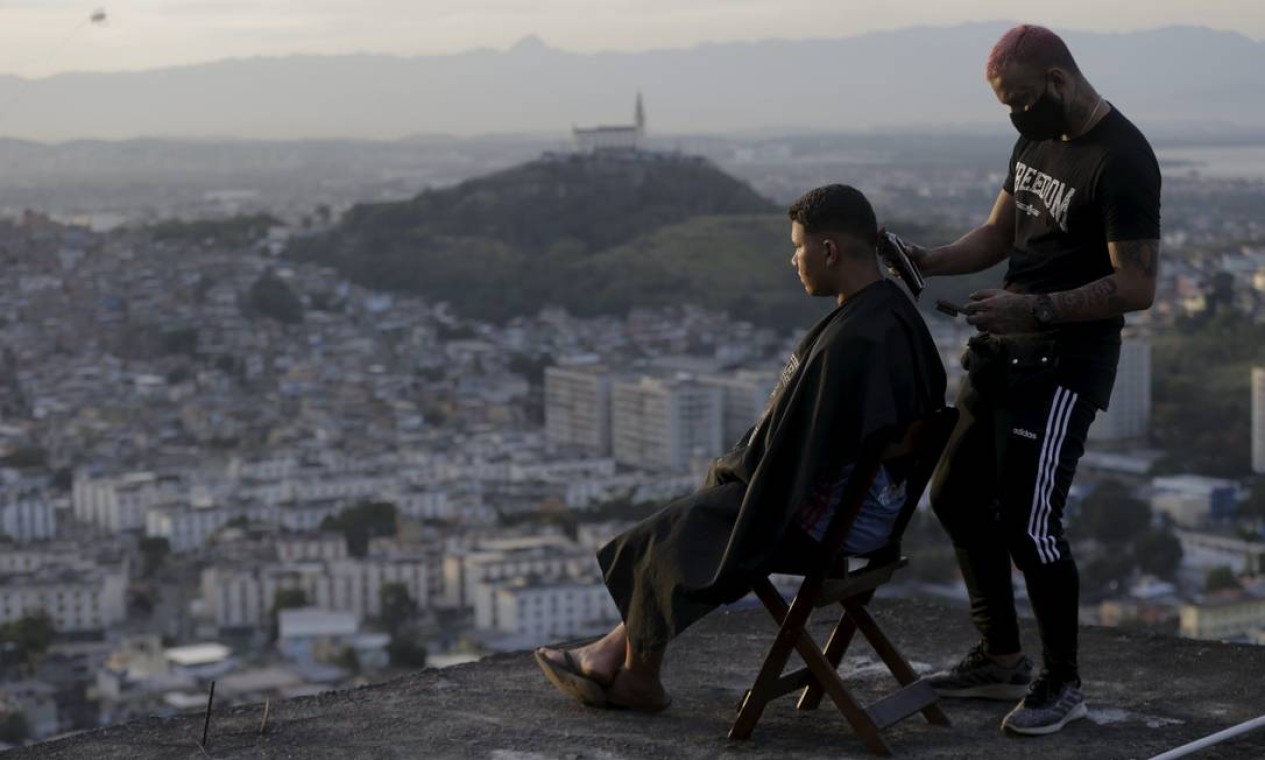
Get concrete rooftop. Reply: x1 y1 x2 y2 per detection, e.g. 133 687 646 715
12 597 1265 759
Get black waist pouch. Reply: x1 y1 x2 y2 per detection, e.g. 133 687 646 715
964 334 1059 398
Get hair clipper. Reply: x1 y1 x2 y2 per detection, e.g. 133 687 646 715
878 231 925 300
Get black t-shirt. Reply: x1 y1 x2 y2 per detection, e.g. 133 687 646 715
999 105 1161 409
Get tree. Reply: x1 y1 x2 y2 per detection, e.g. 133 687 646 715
150 213 281 247
335 645 360 675
0 712 29 745
1078 480 1152 546
1081 551 1136 595
1135 530 1184 581
387 637 428 669
160 326 199 355
1205 565 1239 593
1241 482 1265 525
269 588 309 641
49 467 73 492
0 612 55 673
378 582 418 639
0 446 48 470
245 269 304 324
138 536 171 577
320 501 398 557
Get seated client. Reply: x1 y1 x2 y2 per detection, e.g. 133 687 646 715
535 184 947 712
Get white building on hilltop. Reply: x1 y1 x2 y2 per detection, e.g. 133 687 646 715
1252 366 1265 475
1089 335 1151 443
573 94 645 154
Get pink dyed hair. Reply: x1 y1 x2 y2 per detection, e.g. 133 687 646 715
985 24 1079 80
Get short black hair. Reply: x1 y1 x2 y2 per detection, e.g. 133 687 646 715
787 184 878 247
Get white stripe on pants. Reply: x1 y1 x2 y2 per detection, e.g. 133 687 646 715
1027 386 1078 565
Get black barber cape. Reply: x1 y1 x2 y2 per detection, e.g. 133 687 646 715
598 279 946 652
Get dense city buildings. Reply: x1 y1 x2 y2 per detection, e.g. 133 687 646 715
1253 367 1265 475
0 141 1263 745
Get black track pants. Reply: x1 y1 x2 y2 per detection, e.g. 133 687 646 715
931 373 1097 683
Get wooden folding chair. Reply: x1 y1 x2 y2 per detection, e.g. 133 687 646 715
730 407 959 756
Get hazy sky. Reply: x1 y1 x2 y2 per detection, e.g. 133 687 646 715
2 0 1263 78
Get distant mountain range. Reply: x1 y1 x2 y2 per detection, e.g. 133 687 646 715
1 22 1263 141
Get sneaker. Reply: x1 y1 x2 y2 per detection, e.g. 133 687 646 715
1001 675 1088 736
927 642 1033 700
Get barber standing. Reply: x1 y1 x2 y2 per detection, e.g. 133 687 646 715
903 25 1161 736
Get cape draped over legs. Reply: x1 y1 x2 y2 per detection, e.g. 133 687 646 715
597 280 947 654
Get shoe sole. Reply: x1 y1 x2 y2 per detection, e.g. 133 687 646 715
1003 701 1089 736
933 683 1032 700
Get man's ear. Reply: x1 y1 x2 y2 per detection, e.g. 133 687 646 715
822 237 837 265
1048 67 1073 95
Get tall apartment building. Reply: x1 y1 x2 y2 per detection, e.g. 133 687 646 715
545 365 614 455
611 376 723 472
1089 336 1152 443
0 491 56 542
0 549 128 633
699 369 778 447
1252 366 1265 475
1180 593 1265 641
441 536 595 611
72 471 183 533
476 578 620 645
200 555 431 630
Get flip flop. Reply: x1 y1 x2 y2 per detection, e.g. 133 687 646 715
605 693 673 713
534 648 610 708
603 669 673 713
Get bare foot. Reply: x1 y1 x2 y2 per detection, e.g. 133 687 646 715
537 643 621 688
606 668 670 712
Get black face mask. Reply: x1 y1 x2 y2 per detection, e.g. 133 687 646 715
1010 79 1067 141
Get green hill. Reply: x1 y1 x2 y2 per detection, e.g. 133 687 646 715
289 151 981 327
287 152 777 321
561 214 829 328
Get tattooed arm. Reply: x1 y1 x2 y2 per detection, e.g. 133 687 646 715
964 239 1159 334
904 190 1015 277
1045 238 1159 322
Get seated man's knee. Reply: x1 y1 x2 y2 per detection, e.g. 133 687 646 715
929 490 995 550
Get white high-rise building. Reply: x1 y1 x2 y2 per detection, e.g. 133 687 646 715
545 365 613 455
1089 336 1151 443
1252 367 1265 475
611 376 724 472
477 578 620 645
699 369 779 447
0 549 128 633
72 471 182 534
200 554 431 630
0 492 56 542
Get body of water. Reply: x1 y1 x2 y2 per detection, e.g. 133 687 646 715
1156 145 1265 181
